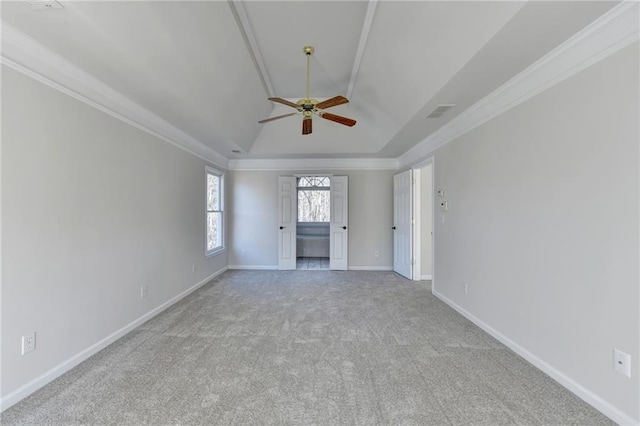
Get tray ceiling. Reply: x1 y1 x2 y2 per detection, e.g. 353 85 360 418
1 1 618 161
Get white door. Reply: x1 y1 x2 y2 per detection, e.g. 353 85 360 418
278 176 297 270
394 170 412 279
330 176 348 270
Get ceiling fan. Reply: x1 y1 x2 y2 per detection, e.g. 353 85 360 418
258 45 357 135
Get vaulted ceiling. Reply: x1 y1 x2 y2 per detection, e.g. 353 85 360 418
1 1 618 162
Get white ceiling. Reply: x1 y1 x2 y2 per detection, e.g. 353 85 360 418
1 1 618 161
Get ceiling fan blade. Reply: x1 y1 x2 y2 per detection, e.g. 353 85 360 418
268 97 300 109
316 95 349 110
302 117 313 135
258 112 298 124
319 112 356 127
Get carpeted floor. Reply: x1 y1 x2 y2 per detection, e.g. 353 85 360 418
296 257 329 270
1 270 613 425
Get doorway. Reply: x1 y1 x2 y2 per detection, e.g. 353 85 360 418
278 176 349 270
296 176 330 270
392 159 433 282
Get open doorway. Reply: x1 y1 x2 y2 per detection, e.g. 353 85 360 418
278 175 349 270
296 176 330 270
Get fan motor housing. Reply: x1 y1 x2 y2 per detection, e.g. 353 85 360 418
297 98 318 111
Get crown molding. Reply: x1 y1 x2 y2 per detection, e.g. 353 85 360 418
0 22 229 170
228 157 399 171
398 1 640 169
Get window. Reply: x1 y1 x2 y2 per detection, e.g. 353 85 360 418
297 176 330 222
206 166 224 255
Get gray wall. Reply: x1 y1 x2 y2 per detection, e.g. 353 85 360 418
1 66 228 402
432 43 639 421
228 170 394 269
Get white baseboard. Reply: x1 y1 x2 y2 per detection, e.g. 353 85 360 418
421 275 433 281
0 266 228 412
348 266 393 271
229 265 394 271
228 265 278 270
432 289 639 426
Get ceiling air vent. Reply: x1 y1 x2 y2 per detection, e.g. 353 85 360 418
426 104 455 119
26 1 64 10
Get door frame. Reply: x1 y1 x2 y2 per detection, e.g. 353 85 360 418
412 157 435 287
413 168 422 281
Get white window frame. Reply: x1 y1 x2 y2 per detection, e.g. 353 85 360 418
296 176 331 223
206 166 224 257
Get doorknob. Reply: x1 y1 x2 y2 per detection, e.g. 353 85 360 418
342 226 347 230
392 226 396 230
279 226 286 230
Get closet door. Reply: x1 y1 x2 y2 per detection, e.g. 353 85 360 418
278 176 297 270
329 176 348 270
393 170 412 279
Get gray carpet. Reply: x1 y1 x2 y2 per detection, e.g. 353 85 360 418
296 257 329 270
2 270 613 425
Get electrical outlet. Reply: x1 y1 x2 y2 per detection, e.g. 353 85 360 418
191 264 196 273
140 285 148 299
613 349 631 377
375 250 380 257
462 282 468 295
22 332 36 355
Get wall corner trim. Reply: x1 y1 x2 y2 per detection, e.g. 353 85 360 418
398 2 640 168
432 290 639 426
0 267 229 413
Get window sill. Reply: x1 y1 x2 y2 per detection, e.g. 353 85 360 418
206 247 226 258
